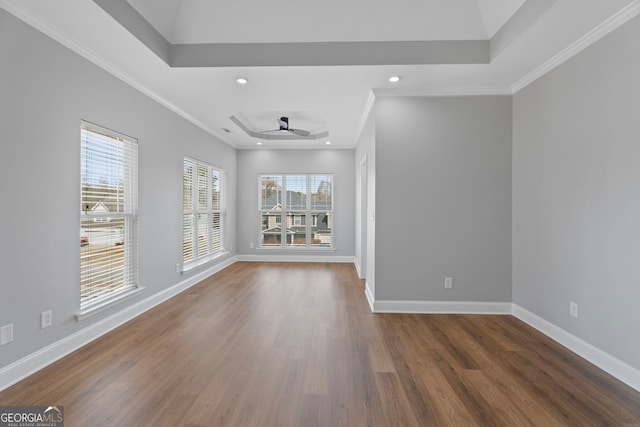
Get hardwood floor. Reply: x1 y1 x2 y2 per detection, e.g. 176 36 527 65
1 262 640 426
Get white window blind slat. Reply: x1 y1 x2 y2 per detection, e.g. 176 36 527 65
183 157 225 265
183 214 194 262
80 123 138 309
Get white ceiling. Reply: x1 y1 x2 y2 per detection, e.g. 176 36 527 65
1 0 639 149
126 0 525 43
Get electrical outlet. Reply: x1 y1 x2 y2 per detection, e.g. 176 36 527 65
250 242 254 249
570 302 578 318
444 277 453 289
41 310 53 329
1 323 14 345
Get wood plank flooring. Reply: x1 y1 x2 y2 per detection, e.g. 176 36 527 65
1 262 640 426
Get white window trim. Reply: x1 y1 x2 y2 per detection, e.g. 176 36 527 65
79 121 139 315
258 174 335 250
182 157 228 272
256 246 337 252
180 250 228 273
75 286 145 321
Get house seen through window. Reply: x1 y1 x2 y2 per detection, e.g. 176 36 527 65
260 175 333 248
183 158 225 269
80 122 138 309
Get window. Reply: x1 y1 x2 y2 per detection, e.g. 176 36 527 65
183 157 225 269
80 122 138 310
259 175 333 248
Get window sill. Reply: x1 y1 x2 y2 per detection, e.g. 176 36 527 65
180 251 230 274
256 246 336 252
75 287 145 322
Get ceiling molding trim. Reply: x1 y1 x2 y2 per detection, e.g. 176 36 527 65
511 0 640 93
0 1 236 149
355 90 376 146
372 86 513 97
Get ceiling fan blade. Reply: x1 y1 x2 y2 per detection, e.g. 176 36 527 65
290 128 311 137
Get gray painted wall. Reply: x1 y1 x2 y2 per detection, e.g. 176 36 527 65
4 0 638 383
236 149 355 257
374 96 512 302
513 15 640 370
0 9 236 368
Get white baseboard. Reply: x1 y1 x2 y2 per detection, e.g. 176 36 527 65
512 304 640 392
236 254 356 263
367 300 640 391
364 281 375 311
4 262 638 395
372 299 512 314
353 258 363 278
0 255 239 392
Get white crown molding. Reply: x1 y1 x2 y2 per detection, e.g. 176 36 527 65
512 304 640 392
354 90 376 146
372 300 512 314
373 86 513 97
0 256 239 392
0 1 237 149
512 0 640 93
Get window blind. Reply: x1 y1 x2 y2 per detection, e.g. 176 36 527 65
80 123 138 309
183 157 225 266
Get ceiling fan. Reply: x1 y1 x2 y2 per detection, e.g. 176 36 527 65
262 117 310 137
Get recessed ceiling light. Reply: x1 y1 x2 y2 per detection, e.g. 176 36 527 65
256 142 262 145
236 77 248 84
325 141 332 145
388 76 401 83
